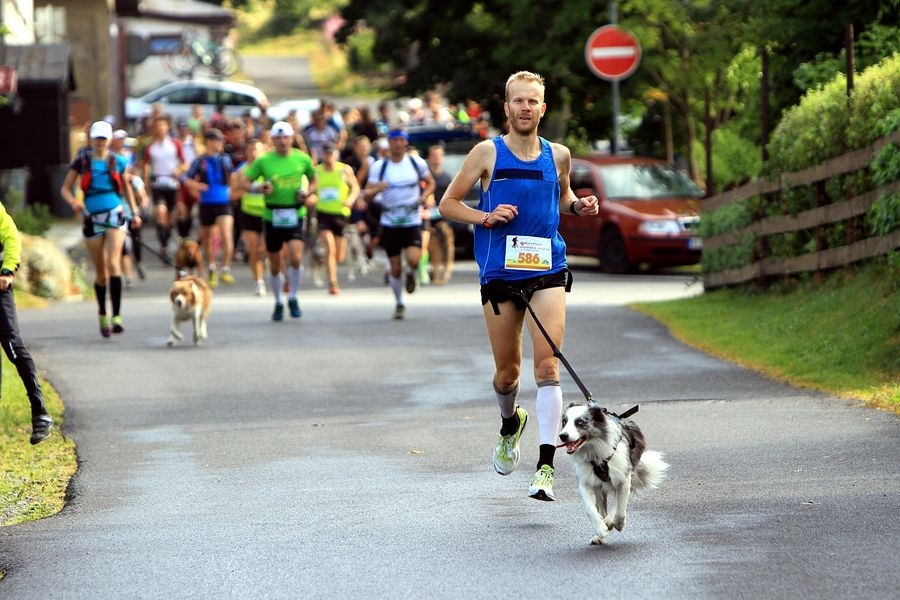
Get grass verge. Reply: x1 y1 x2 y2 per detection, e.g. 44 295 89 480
632 260 900 413
0 290 77 528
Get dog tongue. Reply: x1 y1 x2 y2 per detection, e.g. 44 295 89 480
556 441 581 454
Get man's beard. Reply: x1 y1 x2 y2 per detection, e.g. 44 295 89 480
509 114 539 135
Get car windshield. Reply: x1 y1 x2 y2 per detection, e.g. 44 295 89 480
599 164 703 200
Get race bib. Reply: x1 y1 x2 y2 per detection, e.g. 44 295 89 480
504 235 552 271
319 187 339 201
271 208 299 228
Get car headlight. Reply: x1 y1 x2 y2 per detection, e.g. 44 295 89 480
638 220 681 235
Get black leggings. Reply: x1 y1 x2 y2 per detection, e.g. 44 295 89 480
0 288 46 417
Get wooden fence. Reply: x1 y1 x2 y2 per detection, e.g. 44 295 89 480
701 129 900 289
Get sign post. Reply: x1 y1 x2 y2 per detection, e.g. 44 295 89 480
585 8 640 154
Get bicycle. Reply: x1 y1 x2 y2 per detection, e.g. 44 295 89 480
165 29 241 79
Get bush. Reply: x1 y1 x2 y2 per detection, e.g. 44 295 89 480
868 191 900 236
12 203 53 236
768 54 900 173
767 74 850 174
699 199 756 272
693 125 762 191
846 54 900 149
19 236 75 299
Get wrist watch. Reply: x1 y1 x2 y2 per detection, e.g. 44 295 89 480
1 268 14 277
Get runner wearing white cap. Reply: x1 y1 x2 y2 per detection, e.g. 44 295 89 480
60 121 141 337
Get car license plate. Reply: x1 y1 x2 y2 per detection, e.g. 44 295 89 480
688 237 703 250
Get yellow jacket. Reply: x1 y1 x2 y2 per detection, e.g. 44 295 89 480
0 202 22 273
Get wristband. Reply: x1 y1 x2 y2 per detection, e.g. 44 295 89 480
569 200 579 216
481 212 493 229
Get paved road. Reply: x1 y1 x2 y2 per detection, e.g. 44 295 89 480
1 251 897 599
242 55 318 103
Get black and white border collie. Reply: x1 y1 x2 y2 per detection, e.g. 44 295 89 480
558 403 669 545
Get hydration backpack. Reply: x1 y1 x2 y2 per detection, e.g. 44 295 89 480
78 148 123 196
378 153 426 183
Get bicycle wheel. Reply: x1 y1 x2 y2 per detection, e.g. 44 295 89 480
213 48 241 78
166 48 197 78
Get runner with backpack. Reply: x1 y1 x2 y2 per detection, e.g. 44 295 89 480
60 120 142 338
363 129 435 319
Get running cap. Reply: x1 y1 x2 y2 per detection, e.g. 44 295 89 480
387 129 409 140
204 128 224 141
270 121 294 137
89 121 113 139
113 129 128 139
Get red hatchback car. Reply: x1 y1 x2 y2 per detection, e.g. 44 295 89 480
560 155 703 273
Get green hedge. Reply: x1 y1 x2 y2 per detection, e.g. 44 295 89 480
702 54 900 273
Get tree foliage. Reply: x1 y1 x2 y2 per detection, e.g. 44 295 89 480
335 0 899 181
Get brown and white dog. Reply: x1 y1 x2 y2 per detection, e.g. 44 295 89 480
174 239 204 280
167 275 212 346
558 403 669 545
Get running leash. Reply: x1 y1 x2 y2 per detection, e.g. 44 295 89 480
511 280 639 421
88 216 173 266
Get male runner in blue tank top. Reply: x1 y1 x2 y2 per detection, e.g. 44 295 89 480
440 71 599 501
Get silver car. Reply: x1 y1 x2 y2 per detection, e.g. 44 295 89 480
124 79 269 124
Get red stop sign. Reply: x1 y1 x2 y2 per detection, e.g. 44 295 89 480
585 25 641 81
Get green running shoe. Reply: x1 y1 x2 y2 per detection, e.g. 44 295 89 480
492 405 527 475
528 464 555 501
99 315 111 338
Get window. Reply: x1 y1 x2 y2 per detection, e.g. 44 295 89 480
35 4 67 43
165 88 207 105
599 164 703 200
570 164 594 191
217 91 257 108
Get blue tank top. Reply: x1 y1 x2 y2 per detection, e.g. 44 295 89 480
200 156 230 205
474 136 567 284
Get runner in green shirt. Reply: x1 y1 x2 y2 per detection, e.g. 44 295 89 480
241 121 318 321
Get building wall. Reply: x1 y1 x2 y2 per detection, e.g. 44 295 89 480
1 0 35 43
47 0 115 122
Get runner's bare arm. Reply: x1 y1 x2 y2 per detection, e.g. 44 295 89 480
439 141 516 227
553 142 598 216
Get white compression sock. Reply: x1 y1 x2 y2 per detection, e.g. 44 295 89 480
287 266 301 297
388 275 403 305
267 272 283 304
536 383 563 447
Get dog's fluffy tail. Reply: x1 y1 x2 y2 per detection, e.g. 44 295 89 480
633 450 669 493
